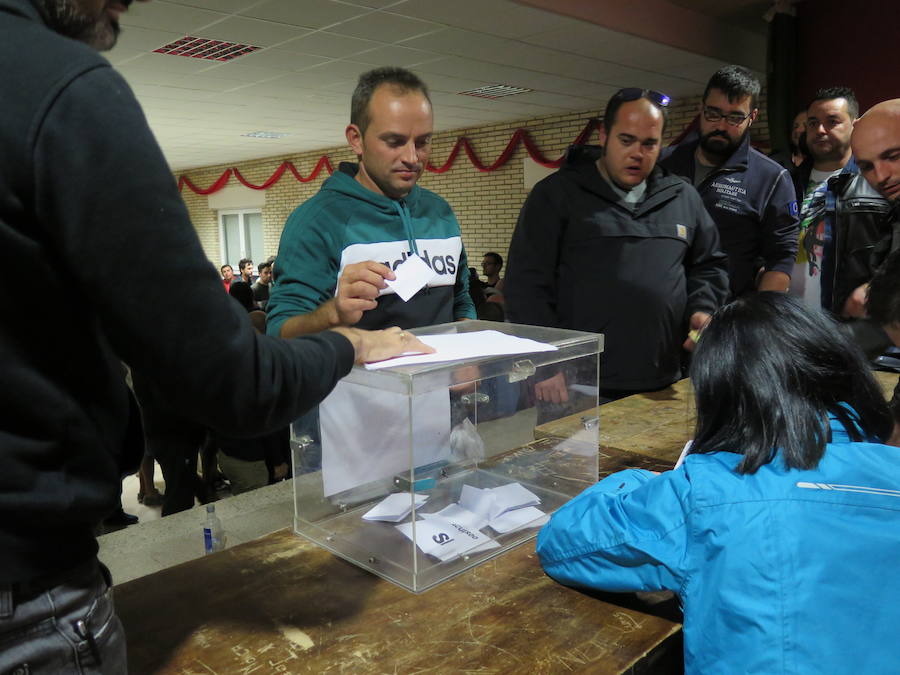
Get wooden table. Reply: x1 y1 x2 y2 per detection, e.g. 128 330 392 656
117 527 680 675
115 371 897 674
535 379 695 466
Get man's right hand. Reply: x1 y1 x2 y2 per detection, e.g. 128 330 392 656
534 371 569 404
277 261 396 339
335 261 396 326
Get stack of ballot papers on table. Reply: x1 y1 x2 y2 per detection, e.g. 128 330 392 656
377 482 548 563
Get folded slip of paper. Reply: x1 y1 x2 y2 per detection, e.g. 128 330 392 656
362 493 429 522
383 254 436 302
459 483 540 522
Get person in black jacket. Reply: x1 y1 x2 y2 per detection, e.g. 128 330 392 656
659 66 798 297
851 98 900 263
506 88 729 403
0 1 430 671
789 87 891 318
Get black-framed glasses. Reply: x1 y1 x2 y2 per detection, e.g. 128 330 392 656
613 88 671 108
702 106 752 126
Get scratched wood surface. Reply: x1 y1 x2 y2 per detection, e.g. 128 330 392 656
535 372 899 465
116 527 680 674
534 379 695 465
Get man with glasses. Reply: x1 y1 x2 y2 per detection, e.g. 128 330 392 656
506 88 728 403
660 65 799 297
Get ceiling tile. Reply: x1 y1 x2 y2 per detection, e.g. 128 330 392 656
238 0 371 28
193 16 313 47
197 61 289 83
111 26 185 53
341 0 405 8
120 2 228 32
327 11 442 42
303 59 385 79
390 0 576 38
350 44 442 67
278 31 383 58
226 48 331 72
158 0 251 14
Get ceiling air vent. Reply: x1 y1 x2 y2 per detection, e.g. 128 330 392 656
153 36 261 62
458 84 533 99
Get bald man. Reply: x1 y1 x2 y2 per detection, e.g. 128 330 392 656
853 99 900 203
839 100 900 317
506 88 728 404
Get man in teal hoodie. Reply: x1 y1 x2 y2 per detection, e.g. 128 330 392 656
267 67 476 338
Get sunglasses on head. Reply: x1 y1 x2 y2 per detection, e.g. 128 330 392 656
613 88 671 108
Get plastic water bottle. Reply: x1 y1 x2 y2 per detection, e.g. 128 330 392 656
203 504 225 554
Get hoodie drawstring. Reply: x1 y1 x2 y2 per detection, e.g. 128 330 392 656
395 199 418 257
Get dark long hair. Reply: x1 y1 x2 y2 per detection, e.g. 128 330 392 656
690 293 892 474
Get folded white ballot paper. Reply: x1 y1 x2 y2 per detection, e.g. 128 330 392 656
487 506 549 534
383 253 437 302
362 493 429 522
395 516 498 562
320 380 451 497
458 483 541 522
420 503 488 531
365 330 557 370
394 482 544 561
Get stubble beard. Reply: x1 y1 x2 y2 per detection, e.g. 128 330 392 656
699 129 745 162
40 0 120 51
809 138 849 165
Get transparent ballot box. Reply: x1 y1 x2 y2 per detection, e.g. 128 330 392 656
291 320 603 593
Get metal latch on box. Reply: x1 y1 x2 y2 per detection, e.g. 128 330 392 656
393 459 471 491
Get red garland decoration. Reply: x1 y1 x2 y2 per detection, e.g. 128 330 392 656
176 117 603 194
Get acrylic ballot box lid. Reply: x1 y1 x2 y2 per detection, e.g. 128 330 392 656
292 320 603 593
341 320 603 396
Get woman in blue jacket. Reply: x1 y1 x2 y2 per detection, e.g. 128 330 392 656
537 293 898 675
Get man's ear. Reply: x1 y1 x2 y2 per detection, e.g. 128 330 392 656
749 108 759 125
346 124 363 156
598 125 608 148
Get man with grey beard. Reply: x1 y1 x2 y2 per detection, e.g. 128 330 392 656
0 1 429 671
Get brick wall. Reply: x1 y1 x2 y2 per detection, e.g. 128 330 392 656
179 89 771 270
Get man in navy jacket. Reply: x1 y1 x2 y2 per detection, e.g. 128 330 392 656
660 65 798 297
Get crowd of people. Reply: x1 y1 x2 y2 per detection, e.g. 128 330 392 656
3 0 900 671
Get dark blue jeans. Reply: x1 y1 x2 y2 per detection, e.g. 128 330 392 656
0 559 126 674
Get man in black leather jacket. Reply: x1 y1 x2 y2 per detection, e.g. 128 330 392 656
851 99 900 268
791 88 892 317
854 100 900 406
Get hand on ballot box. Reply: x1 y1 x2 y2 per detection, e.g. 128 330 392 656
534 371 568 404
331 326 434 364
